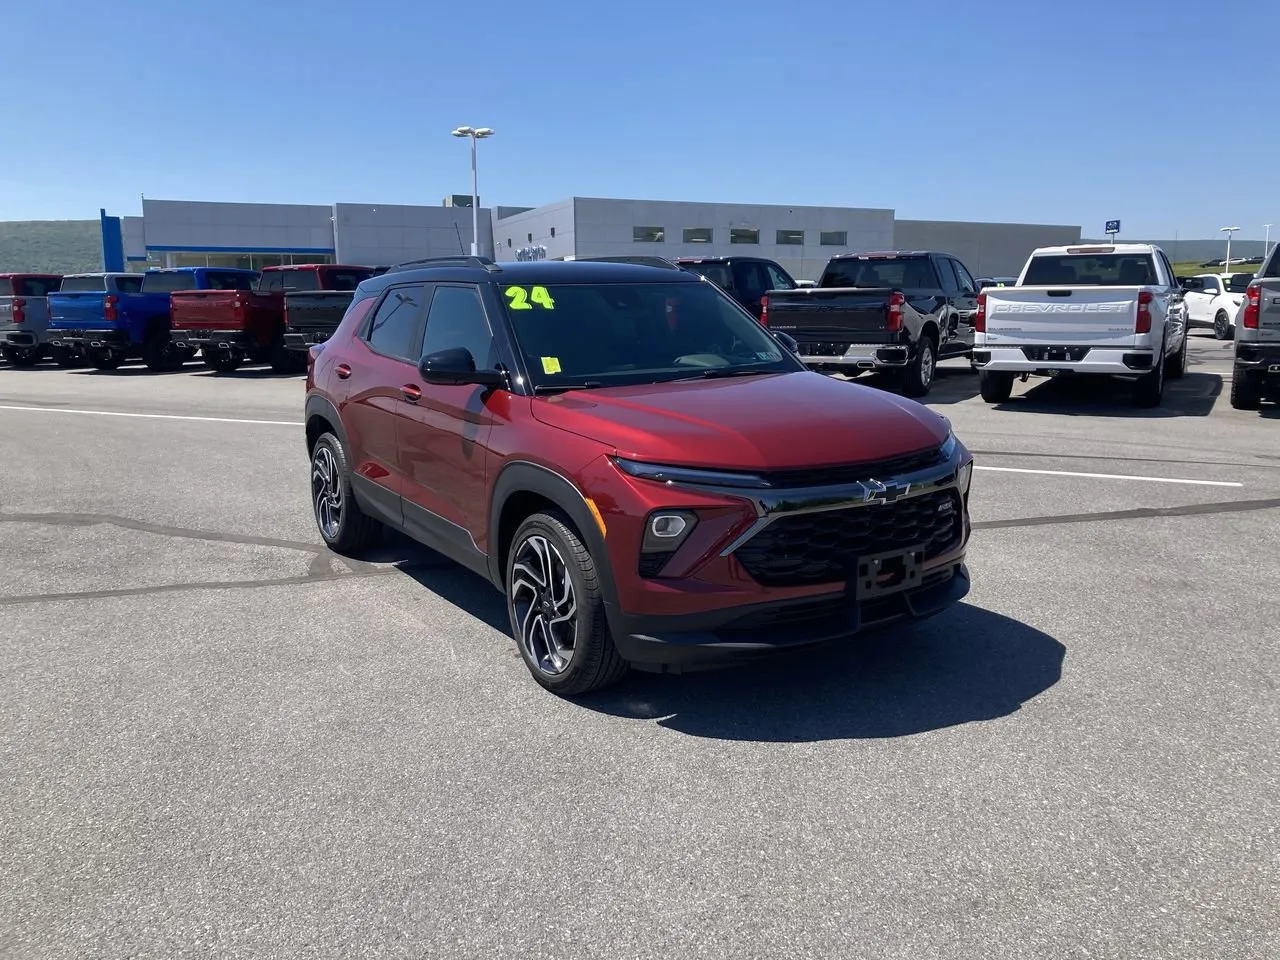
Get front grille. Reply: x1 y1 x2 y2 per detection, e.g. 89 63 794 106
733 489 961 587
758 446 944 489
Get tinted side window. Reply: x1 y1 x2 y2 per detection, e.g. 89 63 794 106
365 285 426 360
115 275 144 293
1202 276 1221 294
421 285 495 368
765 263 795 290
934 257 960 294
1264 251 1280 278
207 271 258 291
951 258 977 294
735 262 771 300
18 277 62 296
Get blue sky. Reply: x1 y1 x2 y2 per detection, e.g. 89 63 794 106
3 0 1276 240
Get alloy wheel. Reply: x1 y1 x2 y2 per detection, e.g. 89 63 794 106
1214 313 1230 340
510 534 578 676
311 445 343 540
919 341 935 388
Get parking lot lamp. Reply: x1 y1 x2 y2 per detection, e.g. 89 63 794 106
1265 224 1272 260
1219 226 1240 270
452 126 494 256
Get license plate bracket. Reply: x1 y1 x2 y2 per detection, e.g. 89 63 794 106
851 546 926 599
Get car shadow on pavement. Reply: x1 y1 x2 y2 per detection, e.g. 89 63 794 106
575 603 1065 742
991 372 1223 418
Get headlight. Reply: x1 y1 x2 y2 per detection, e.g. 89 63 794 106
939 430 959 463
957 459 973 495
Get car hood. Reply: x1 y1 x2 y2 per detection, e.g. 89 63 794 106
530 371 950 471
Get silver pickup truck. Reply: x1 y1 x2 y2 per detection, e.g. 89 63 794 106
1230 248 1280 409
0 273 64 366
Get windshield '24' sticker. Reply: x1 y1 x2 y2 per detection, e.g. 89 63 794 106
504 285 555 310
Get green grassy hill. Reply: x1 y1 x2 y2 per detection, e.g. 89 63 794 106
0 220 102 274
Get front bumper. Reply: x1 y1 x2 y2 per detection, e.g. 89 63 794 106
972 344 1155 376
47 328 129 349
796 342 910 371
609 561 970 671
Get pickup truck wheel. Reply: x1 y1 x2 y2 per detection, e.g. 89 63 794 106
143 335 181 372
1132 341 1166 408
203 354 242 373
899 336 936 397
978 370 1015 403
310 432 382 552
1164 330 1188 380
1229 368 1263 410
1213 311 1232 340
506 510 628 697
7 348 39 368
50 346 77 368
92 352 121 371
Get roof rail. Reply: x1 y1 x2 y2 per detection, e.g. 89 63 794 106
575 255 682 270
384 255 502 274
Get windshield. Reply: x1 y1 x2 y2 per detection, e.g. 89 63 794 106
500 280 802 390
1022 254 1157 286
820 257 936 289
1225 274 1254 293
141 271 197 293
59 275 109 292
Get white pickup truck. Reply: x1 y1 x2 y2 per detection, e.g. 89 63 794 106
972 243 1189 408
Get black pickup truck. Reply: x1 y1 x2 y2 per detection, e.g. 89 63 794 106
275 265 384 355
762 251 980 396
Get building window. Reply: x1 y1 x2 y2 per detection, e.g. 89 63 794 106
776 229 804 245
820 231 848 246
730 228 759 245
683 227 713 244
550 226 556 238
633 226 665 243
507 238 512 247
527 233 533 243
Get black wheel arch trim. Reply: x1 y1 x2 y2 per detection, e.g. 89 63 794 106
304 394 349 456
488 460 620 606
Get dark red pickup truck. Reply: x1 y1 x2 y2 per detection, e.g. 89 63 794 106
170 263 376 372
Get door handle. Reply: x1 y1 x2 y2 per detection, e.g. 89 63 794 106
401 384 422 403
335 363 351 379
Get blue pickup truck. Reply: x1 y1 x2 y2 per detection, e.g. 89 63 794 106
47 267 260 371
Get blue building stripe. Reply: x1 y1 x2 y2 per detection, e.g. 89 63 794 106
146 244 336 254
100 209 125 272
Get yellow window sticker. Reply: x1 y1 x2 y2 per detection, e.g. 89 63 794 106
505 285 555 310
541 356 562 374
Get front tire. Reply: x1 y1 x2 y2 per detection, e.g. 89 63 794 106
506 511 628 696
1213 311 1232 340
979 369 1015 403
309 432 382 553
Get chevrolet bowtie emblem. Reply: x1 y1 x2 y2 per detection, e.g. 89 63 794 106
862 478 911 504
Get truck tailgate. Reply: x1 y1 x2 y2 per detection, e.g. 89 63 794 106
0 298 14 324
1256 279 1280 342
983 286 1140 347
170 290 240 329
284 291 357 336
765 288 895 343
48 293 108 327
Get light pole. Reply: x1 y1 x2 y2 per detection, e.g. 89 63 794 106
451 126 494 256
1220 226 1240 270
1265 224 1272 260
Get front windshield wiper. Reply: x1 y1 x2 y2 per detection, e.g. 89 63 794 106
672 363 784 381
532 381 604 395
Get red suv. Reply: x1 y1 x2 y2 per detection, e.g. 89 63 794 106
304 257 974 696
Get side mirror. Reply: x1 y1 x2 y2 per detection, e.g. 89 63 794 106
771 330 799 353
418 347 505 388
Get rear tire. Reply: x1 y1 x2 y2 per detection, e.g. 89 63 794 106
203 353 242 373
1213 311 1232 340
1229 367 1263 410
50 346 78 368
309 432 382 553
143 333 180 372
1164 329 1187 379
506 510 628 697
978 369 1015 403
7 348 39 368
91 352 121 371
1133 340 1166 408
899 334 936 398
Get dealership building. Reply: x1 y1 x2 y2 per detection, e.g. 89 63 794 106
103 195 1081 281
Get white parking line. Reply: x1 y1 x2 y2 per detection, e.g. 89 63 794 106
975 466 1242 488
0 404 302 427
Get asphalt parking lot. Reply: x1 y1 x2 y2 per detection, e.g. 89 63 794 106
1 331 1276 959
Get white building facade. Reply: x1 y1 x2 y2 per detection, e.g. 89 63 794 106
102 195 1080 280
